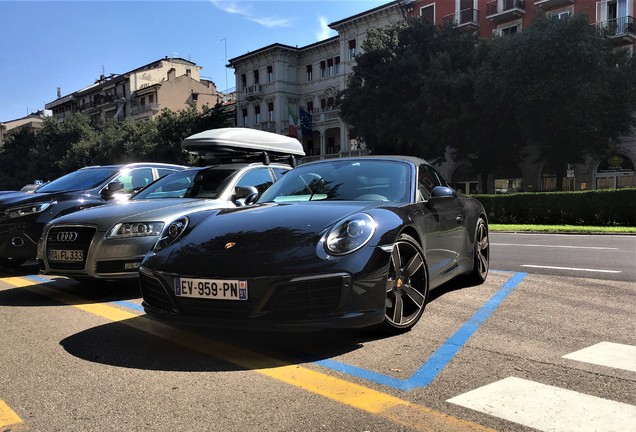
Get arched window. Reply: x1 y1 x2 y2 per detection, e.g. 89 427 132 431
494 165 523 194
595 154 635 189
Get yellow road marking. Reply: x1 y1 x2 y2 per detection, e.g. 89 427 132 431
2 276 495 432
0 400 25 430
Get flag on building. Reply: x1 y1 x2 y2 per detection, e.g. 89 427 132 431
288 106 299 137
299 107 312 136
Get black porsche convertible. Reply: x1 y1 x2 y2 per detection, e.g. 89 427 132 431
139 156 489 332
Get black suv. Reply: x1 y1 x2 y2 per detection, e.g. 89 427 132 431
0 162 185 266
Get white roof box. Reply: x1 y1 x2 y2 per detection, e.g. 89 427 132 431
183 127 305 159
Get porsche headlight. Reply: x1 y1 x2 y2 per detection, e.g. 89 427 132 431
324 213 376 256
107 222 165 239
153 217 188 252
5 202 53 218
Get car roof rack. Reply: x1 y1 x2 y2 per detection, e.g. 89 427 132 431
183 128 305 166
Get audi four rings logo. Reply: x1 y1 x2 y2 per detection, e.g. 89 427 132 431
56 231 78 242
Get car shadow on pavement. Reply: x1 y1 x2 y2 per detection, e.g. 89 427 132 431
0 275 142 307
428 275 483 303
59 316 366 372
0 261 40 276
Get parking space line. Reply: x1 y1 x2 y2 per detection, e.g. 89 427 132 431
316 272 527 391
447 376 636 432
521 264 621 274
563 342 636 372
3 275 495 432
0 400 24 430
493 243 618 250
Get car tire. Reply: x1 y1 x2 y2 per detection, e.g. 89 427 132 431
382 233 429 333
467 217 489 285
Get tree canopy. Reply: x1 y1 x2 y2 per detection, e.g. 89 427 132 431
477 14 636 188
340 14 636 191
0 104 228 190
340 19 479 162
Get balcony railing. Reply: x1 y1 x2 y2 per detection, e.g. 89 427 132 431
596 16 636 44
534 0 573 9
302 150 369 164
243 85 263 100
130 103 160 115
255 121 276 132
443 8 480 30
310 106 340 123
78 94 124 110
486 0 525 23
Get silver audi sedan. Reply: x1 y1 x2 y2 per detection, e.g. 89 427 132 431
36 161 291 281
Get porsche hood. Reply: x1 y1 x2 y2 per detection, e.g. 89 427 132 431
174 201 383 255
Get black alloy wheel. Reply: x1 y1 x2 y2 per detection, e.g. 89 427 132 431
383 233 429 333
468 217 489 284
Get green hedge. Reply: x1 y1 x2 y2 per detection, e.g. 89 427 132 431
473 188 636 226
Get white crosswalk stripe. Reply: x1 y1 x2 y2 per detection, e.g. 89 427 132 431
563 342 636 372
447 342 636 432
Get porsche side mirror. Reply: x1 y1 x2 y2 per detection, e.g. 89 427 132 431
431 186 456 199
234 185 259 206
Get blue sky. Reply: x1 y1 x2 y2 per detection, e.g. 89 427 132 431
0 0 389 122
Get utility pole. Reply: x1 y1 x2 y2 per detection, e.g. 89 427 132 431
221 38 228 91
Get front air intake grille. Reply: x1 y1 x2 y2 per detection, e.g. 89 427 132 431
139 272 177 313
267 277 345 318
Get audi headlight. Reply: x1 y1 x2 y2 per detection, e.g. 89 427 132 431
324 213 376 256
153 217 188 252
5 202 53 218
107 222 165 239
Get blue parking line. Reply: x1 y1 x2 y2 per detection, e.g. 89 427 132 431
315 271 527 391
26 275 53 284
112 300 144 312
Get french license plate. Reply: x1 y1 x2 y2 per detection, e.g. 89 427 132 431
174 277 248 300
49 249 83 262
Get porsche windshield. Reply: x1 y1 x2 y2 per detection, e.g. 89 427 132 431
36 168 120 193
133 168 238 200
259 160 410 203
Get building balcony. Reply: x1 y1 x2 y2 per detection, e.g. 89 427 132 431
596 16 636 46
534 0 573 10
302 149 369 163
97 93 125 106
486 0 525 24
255 121 276 132
310 106 340 124
443 8 480 31
243 85 263 101
130 103 160 115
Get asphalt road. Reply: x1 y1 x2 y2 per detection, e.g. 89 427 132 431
0 233 634 431
490 232 636 282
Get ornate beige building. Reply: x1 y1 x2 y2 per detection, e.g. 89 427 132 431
228 2 406 160
45 57 223 122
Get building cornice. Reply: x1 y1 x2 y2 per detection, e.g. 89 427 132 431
329 0 403 30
